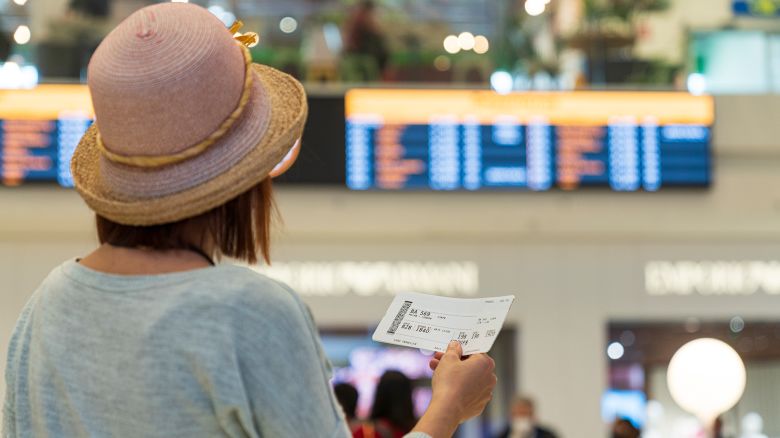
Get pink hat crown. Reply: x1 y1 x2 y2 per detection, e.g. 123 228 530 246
72 2 307 226
87 3 247 161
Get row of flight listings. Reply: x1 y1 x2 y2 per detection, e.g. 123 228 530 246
0 87 713 192
345 90 713 192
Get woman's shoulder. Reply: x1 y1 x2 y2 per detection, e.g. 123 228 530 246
207 263 306 317
142 265 315 353
211 263 289 290
51 259 303 312
211 263 298 297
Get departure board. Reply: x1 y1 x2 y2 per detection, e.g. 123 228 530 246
0 85 93 187
345 90 714 191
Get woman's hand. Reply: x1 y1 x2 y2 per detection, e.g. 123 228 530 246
430 341 496 422
411 341 497 437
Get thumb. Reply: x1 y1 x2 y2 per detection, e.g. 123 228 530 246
445 340 463 359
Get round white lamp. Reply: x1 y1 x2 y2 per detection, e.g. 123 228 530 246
667 338 746 435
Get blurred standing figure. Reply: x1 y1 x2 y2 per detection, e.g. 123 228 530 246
497 396 558 438
343 0 389 77
714 416 725 438
0 32 10 62
354 370 417 438
334 382 361 431
610 418 640 438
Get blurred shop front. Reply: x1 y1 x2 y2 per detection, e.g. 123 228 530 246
258 237 780 437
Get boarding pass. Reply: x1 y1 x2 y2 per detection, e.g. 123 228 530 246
372 292 515 355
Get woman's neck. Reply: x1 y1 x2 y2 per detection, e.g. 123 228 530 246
78 244 213 275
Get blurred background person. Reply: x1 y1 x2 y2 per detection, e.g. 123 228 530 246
0 32 10 63
497 396 558 438
715 416 725 438
354 370 417 438
334 382 361 432
704 415 739 438
342 0 388 81
610 418 640 438
740 413 768 438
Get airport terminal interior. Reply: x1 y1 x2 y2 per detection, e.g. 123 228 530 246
2 0 780 436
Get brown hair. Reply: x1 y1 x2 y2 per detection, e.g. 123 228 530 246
96 178 276 264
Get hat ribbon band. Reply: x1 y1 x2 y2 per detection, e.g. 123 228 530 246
95 43 254 168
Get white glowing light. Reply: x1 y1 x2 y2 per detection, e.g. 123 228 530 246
171 0 189 3
458 32 475 51
12 0 28 6
0 61 20 75
730 316 745 333
0 62 21 87
443 35 460 54
13 25 31 45
490 71 513 94
0 62 39 89
607 342 625 360
525 0 546 16
279 16 298 34
473 35 489 54
687 73 707 96
207 6 236 26
667 338 746 424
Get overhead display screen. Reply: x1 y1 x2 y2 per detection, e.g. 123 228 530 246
2 87 713 191
0 85 340 187
345 90 714 191
0 85 93 187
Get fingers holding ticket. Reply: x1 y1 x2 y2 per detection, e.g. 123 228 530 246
432 341 497 422
411 340 498 436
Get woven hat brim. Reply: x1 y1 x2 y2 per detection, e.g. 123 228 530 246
71 64 308 226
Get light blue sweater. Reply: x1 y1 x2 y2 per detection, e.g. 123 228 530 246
3 260 430 438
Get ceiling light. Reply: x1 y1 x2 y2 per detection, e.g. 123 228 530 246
458 32 475 51
13 25 31 45
279 16 298 34
443 35 460 54
474 35 489 54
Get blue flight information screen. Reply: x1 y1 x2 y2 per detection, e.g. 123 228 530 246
0 85 93 187
345 90 713 191
0 118 91 187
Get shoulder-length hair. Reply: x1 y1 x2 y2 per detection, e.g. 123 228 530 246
96 178 275 264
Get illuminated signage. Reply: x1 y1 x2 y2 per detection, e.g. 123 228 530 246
645 261 780 296
251 261 479 297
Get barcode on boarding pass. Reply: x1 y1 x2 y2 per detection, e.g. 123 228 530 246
387 301 413 334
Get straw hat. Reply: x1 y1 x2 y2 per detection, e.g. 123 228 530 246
72 2 307 226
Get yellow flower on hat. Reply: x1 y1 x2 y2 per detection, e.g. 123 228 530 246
229 20 259 48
